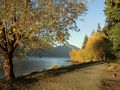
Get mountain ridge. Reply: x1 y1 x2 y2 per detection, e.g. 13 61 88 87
30 44 79 57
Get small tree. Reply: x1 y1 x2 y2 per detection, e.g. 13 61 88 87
97 23 101 32
82 35 88 49
0 0 86 80
91 29 95 35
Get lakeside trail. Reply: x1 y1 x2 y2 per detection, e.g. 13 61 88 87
22 63 120 90
1 62 120 90
36 64 105 90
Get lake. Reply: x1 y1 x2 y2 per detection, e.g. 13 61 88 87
0 57 71 79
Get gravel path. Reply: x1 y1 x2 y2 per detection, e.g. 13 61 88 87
2 63 119 90
31 64 107 90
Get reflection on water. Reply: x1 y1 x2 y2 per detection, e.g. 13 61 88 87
0 57 70 79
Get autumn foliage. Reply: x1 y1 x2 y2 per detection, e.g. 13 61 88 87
0 0 87 80
70 32 109 63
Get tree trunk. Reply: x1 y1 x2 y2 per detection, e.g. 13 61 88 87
3 52 15 80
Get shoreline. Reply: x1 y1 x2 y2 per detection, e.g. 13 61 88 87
0 61 104 80
0 60 119 90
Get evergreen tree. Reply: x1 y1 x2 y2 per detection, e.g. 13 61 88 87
105 0 120 28
104 0 120 59
97 23 101 32
82 35 88 49
91 29 95 35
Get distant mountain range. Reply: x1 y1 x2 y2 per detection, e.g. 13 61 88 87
29 44 79 57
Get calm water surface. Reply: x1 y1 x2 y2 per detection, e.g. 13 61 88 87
0 57 71 79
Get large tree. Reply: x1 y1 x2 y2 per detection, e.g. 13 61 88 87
85 32 109 61
0 0 86 80
70 32 110 63
104 0 120 58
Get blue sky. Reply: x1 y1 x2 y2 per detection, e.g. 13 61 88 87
68 0 106 48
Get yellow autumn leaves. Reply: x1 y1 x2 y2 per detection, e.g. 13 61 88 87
70 32 108 63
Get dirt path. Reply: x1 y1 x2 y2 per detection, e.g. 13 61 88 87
1 63 120 90
29 64 112 90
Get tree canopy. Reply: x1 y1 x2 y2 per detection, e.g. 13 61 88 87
0 0 87 52
85 32 108 61
70 32 110 63
104 0 120 58
0 0 87 80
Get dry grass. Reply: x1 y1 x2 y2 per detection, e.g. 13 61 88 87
101 62 120 90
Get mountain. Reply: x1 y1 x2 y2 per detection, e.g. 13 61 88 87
29 44 79 57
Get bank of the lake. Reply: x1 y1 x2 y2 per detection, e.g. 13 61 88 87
0 57 71 79
0 60 120 90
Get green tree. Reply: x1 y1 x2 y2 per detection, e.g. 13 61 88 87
97 23 101 32
0 0 86 80
109 23 120 58
104 0 120 58
82 35 88 49
105 0 120 28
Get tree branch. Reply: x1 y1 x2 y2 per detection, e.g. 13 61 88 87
0 43 6 51
0 19 8 52
2 21 9 52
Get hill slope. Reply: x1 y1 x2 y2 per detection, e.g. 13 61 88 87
30 44 79 57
